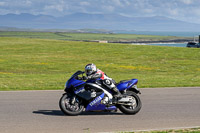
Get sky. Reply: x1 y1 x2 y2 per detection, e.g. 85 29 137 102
0 0 200 24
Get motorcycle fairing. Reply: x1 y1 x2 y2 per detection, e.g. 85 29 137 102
66 78 85 89
85 93 117 111
117 79 138 91
75 87 102 101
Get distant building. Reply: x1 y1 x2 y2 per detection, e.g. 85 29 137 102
99 40 108 43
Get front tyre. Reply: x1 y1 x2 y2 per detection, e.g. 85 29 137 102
59 93 84 116
118 92 142 115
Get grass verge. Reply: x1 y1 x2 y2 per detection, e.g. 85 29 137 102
127 127 200 133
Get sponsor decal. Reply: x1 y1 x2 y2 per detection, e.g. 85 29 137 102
105 79 111 85
89 96 102 106
74 87 85 94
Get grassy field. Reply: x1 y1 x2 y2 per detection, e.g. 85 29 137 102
0 31 189 42
131 127 200 133
0 37 200 91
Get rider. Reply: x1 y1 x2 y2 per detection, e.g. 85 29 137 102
85 63 122 98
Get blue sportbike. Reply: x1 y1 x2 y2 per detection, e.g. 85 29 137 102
59 71 142 115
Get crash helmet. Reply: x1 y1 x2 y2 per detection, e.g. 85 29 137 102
85 63 97 76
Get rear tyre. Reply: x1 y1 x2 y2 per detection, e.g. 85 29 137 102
59 93 84 116
118 92 142 115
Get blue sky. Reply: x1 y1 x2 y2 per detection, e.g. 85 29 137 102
0 0 200 24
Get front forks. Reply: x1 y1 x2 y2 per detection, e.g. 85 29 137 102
71 96 76 105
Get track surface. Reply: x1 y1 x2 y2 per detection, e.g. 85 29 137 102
0 87 200 133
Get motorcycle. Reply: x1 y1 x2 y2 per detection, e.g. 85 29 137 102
59 71 142 115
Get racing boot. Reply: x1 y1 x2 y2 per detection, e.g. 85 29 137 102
112 87 122 99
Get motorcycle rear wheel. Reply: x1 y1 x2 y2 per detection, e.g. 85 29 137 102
118 92 142 115
59 93 84 116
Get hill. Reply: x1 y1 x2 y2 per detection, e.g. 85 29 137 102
1 13 200 31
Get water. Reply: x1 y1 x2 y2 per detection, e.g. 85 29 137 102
122 31 199 47
132 43 186 47
148 43 186 47
117 31 200 37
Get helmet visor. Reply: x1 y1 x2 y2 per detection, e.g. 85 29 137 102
85 67 92 76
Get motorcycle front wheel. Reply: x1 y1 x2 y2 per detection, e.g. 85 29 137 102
118 92 142 115
59 93 84 116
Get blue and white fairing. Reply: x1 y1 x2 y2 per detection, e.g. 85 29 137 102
65 71 85 91
117 79 138 91
85 93 117 111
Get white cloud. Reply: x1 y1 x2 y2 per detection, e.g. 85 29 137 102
180 0 193 5
1 0 200 23
124 0 131 6
191 8 200 16
111 0 131 7
0 8 10 15
44 5 64 12
0 2 5 6
25 0 32 6
112 0 123 7
168 9 179 16
119 13 132 17
102 5 115 12
143 8 154 14
80 2 90 6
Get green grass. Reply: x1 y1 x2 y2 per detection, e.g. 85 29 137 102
0 37 200 91
0 31 188 42
127 127 200 133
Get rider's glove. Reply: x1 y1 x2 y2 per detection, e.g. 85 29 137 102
87 75 92 79
82 76 88 80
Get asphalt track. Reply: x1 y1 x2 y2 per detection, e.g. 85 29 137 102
0 87 200 133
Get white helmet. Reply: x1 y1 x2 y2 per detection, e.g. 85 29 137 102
85 63 97 76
